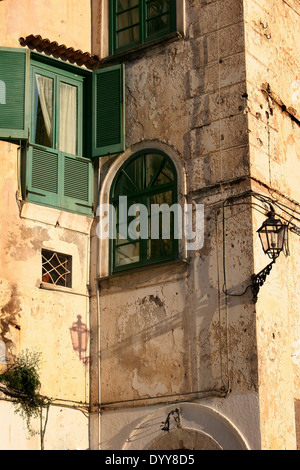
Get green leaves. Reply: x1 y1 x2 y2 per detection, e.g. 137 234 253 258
0 350 49 436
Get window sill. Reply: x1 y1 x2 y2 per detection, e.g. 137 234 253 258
39 282 90 298
97 258 190 294
101 31 184 66
20 201 93 234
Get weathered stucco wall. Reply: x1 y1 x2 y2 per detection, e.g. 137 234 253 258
0 130 92 452
94 0 262 450
0 0 92 450
0 0 91 51
244 0 300 450
95 0 299 451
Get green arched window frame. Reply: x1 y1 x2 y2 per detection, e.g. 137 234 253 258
110 150 178 272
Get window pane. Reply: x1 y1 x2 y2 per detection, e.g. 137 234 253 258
148 236 173 259
59 82 77 155
116 195 143 241
111 151 177 271
117 0 139 48
118 26 139 48
154 159 175 185
125 157 143 190
34 74 54 148
117 3 139 27
113 157 143 197
146 0 171 36
117 0 139 12
145 153 164 187
148 190 174 259
42 250 72 288
149 189 173 207
145 154 175 187
147 0 170 18
114 171 138 197
115 242 140 266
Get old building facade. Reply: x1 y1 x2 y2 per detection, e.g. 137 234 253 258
0 0 299 450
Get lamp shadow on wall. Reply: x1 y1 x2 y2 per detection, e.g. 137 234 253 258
70 315 91 365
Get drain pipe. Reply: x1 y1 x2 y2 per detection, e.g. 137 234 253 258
95 160 102 450
89 159 102 450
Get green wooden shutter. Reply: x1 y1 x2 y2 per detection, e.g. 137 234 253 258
0 47 29 140
92 64 125 158
63 154 94 216
26 149 93 216
25 146 60 208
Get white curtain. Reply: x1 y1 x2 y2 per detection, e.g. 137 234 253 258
35 74 53 147
59 82 77 155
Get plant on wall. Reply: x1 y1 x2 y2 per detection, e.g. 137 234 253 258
0 350 50 436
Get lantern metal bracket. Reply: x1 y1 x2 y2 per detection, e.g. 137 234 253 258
251 259 275 302
161 408 181 432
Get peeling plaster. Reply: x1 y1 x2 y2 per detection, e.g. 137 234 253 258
0 284 21 358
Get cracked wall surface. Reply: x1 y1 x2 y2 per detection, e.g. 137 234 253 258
94 0 299 451
244 0 300 450
0 0 92 450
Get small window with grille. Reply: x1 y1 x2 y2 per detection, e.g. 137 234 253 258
42 249 72 288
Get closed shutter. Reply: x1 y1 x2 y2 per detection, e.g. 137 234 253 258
0 47 29 140
26 149 93 215
25 146 60 208
92 64 125 158
63 154 94 216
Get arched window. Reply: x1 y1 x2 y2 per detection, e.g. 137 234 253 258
110 150 178 272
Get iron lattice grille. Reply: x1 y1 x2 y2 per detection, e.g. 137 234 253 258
42 250 72 287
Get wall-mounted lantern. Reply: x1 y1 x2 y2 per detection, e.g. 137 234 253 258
257 209 287 260
252 208 288 301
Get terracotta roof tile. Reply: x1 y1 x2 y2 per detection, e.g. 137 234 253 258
19 34 100 69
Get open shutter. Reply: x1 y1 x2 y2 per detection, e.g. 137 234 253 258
0 47 29 140
62 154 94 216
92 64 125 158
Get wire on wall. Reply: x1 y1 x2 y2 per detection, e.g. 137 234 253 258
221 190 300 300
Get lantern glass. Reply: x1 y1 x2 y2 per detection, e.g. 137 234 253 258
257 212 287 260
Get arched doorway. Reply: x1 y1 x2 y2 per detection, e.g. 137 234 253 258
148 428 223 450
123 403 250 450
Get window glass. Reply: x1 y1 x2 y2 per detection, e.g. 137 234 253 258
146 0 171 37
145 153 164 186
42 249 72 288
111 0 176 54
111 151 178 271
34 74 54 148
113 158 143 197
117 0 140 49
59 82 77 155
116 242 140 266
148 189 173 259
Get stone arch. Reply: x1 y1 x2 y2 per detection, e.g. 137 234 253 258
97 140 187 278
123 403 250 450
